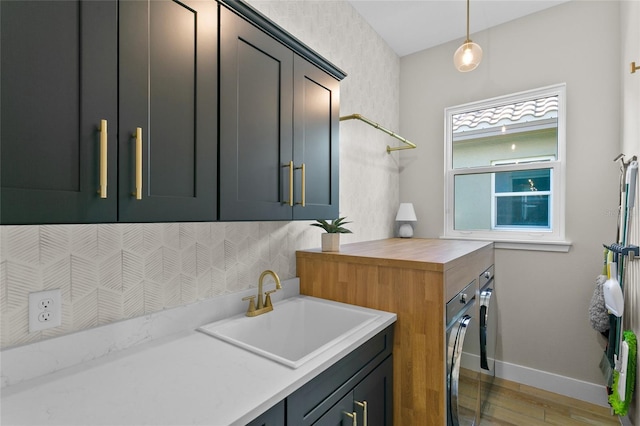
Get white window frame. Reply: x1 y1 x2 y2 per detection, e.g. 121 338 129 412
444 84 569 251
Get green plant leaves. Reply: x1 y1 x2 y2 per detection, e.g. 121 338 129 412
311 217 352 233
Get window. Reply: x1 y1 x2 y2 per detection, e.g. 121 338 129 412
444 84 567 249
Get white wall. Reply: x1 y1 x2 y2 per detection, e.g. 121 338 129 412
0 1 401 349
620 0 640 422
400 0 621 403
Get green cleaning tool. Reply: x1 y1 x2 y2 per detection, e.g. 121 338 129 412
609 330 637 416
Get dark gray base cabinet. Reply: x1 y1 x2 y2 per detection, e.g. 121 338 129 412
312 356 393 426
246 401 285 426
247 325 394 426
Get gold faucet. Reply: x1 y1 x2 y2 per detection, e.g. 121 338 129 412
242 270 282 317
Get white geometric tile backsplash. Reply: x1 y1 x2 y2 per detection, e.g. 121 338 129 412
1 222 309 347
0 0 401 349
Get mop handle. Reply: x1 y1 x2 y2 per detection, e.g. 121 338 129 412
626 161 638 209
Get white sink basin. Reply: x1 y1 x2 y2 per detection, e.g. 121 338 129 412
198 296 380 368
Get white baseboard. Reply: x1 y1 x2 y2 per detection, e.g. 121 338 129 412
495 359 611 408
461 351 612 408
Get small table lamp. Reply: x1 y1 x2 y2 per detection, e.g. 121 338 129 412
396 203 417 238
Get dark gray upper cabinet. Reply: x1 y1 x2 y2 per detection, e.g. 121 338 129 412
219 6 294 221
218 4 343 221
1 0 217 225
118 0 217 223
293 56 340 220
1 0 118 224
2 0 341 225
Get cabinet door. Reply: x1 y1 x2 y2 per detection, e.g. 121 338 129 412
1 0 118 224
313 391 356 426
246 400 285 426
218 6 294 221
353 355 393 426
118 0 217 222
293 56 340 220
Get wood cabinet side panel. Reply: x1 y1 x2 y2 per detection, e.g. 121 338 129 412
298 256 446 426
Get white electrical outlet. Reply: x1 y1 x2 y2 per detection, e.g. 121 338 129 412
29 289 62 332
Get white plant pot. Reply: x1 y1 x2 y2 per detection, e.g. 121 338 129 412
321 233 340 252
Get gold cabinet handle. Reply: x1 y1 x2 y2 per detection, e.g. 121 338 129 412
98 119 108 198
295 163 306 206
282 161 293 206
133 127 142 200
354 401 367 426
344 411 357 426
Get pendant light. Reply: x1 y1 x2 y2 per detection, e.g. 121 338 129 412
453 0 482 72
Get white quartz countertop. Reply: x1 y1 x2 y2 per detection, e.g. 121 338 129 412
1 295 396 426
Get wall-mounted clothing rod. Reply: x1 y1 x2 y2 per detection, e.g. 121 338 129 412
339 113 417 153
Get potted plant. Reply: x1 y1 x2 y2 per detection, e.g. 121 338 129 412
311 217 352 252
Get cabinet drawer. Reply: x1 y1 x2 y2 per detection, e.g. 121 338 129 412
287 325 394 425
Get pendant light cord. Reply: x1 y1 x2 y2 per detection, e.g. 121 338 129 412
466 0 471 43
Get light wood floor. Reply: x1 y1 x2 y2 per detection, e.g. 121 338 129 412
460 374 620 425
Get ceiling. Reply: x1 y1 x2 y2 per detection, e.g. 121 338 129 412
347 0 570 57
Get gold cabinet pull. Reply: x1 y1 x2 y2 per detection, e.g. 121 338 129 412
295 163 306 207
282 161 293 206
344 411 357 426
133 127 143 200
354 401 367 426
98 119 108 198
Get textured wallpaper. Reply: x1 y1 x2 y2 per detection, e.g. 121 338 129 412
0 0 400 349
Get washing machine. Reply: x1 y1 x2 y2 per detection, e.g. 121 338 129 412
446 280 479 426
478 265 497 416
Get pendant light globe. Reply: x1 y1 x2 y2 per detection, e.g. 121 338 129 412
454 0 482 72
454 40 483 72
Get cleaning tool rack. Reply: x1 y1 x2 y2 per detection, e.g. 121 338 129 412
598 154 638 416
603 243 639 261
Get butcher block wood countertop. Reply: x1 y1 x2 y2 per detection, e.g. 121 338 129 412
296 238 494 426
297 238 494 302
297 237 490 268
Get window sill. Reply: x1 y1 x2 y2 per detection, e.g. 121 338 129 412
440 236 572 252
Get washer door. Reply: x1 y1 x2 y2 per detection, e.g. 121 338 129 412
480 286 496 373
479 284 497 417
447 314 478 426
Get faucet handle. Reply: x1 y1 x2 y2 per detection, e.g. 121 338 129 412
242 295 256 314
264 290 277 308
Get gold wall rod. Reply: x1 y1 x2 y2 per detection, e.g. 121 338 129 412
339 113 417 154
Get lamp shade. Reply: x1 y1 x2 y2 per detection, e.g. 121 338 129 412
396 203 417 222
